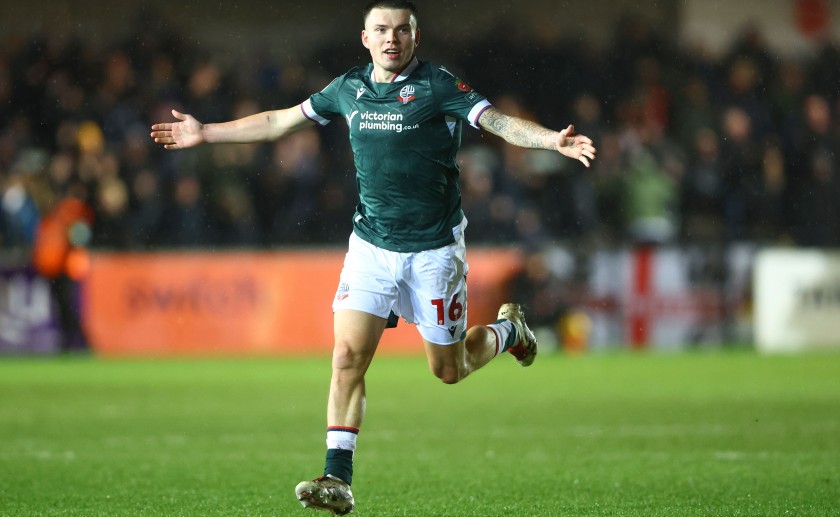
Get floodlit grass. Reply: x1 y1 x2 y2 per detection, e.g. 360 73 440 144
1 351 839 516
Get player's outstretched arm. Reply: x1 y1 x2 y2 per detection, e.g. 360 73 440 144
150 105 314 150
477 107 596 168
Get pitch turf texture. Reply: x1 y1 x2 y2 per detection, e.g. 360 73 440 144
2 352 839 516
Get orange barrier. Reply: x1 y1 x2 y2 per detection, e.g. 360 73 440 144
83 249 523 357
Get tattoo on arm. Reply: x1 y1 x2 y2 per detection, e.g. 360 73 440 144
480 108 557 150
483 109 510 135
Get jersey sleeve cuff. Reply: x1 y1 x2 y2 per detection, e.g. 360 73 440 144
468 100 492 129
301 99 330 126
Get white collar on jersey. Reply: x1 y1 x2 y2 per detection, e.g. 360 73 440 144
371 56 419 83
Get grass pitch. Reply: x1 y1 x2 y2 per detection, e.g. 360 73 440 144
1 351 839 516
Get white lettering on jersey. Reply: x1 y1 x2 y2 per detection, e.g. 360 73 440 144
351 111 419 133
360 112 403 121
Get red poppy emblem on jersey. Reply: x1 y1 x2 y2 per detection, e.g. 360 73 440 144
456 80 473 92
398 85 416 104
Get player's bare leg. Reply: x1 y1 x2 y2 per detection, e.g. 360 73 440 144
295 310 387 515
424 303 537 384
423 326 494 384
327 310 386 428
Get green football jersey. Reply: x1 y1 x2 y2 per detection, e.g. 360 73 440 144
302 57 491 252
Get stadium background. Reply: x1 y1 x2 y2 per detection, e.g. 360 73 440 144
3 0 840 355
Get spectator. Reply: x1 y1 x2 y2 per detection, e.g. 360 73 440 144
126 168 164 248
754 138 787 242
1 150 45 248
31 178 94 352
673 75 717 151
719 106 762 241
158 173 211 247
91 176 131 249
590 131 626 243
681 127 724 243
621 149 678 245
789 95 840 245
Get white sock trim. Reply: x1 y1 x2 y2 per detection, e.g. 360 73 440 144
326 430 358 451
486 321 513 356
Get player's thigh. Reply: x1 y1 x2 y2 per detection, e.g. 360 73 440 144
333 309 388 370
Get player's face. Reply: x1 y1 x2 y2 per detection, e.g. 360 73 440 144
362 8 419 81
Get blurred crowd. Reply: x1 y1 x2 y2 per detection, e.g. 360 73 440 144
2 9 840 255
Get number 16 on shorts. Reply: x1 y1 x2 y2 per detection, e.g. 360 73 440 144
431 293 463 325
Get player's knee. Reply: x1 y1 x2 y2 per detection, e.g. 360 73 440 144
332 342 370 373
430 364 466 385
438 372 462 385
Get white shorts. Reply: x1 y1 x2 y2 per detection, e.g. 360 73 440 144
332 218 469 345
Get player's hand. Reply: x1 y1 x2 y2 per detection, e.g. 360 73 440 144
150 109 204 150
556 125 596 168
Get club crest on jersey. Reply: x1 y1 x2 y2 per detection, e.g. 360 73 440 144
337 282 350 301
398 85 416 104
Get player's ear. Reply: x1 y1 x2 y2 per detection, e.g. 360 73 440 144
415 28 421 47
361 30 370 49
